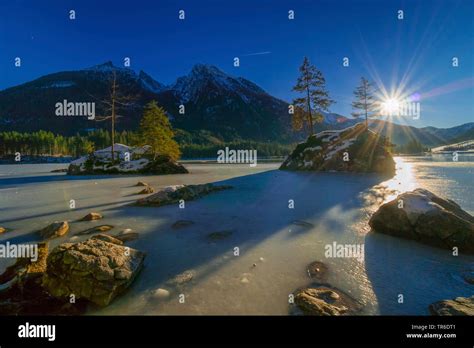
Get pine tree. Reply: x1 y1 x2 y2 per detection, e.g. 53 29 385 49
139 101 181 160
351 77 378 129
292 57 334 135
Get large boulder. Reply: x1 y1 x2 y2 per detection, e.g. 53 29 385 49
369 188 474 253
0 243 84 315
135 183 232 207
280 123 395 174
429 296 474 316
42 239 145 307
67 144 188 175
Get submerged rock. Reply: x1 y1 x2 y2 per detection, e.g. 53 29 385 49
207 230 234 241
292 220 315 228
429 296 474 316
461 271 474 285
76 224 114 236
293 286 360 316
307 261 328 282
135 181 149 186
369 188 474 253
280 123 395 174
167 270 195 286
90 233 123 245
38 221 69 240
0 227 6 234
135 183 232 207
67 144 188 175
171 220 195 229
42 239 145 307
115 232 139 243
79 212 103 221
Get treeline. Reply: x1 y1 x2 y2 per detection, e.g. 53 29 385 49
0 129 294 159
395 139 427 154
180 141 294 159
0 129 136 157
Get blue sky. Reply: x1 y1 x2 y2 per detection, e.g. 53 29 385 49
0 0 472 128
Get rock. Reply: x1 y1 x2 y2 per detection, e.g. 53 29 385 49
79 212 103 221
259 257 265 262
0 227 6 234
151 288 170 299
42 239 145 307
429 296 474 316
0 243 82 315
76 224 114 236
68 144 188 175
207 230 234 241
135 183 232 207
38 221 69 240
241 277 250 284
293 287 360 316
0 242 48 285
280 123 395 174
292 220 314 228
307 261 328 282
90 233 123 245
369 188 474 253
137 186 155 194
135 181 149 186
461 271 474 285
167 270 195 286
50 168 68 173
115 232 139 243
171 220 195 229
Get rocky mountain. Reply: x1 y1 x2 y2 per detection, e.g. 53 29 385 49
0 61 472 147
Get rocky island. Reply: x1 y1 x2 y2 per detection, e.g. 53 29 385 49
67 144 188 175
280 123 395 174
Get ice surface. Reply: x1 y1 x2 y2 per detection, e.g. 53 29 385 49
0 155 473 315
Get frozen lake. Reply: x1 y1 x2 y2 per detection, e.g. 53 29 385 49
0 155 473 315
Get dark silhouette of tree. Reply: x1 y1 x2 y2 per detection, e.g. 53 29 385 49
351 77 378 129
292 57 334 136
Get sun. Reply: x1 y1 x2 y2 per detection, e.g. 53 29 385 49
381 98 400 115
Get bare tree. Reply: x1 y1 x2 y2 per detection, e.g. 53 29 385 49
93 70 137 161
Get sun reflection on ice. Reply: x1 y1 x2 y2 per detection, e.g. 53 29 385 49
380 157 417 201
362 157 417 212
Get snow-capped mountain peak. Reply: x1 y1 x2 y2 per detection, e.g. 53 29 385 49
171 63 268 104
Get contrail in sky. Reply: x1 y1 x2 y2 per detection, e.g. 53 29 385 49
241 51 272 57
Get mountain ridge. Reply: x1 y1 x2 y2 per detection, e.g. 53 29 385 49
0 61 472 147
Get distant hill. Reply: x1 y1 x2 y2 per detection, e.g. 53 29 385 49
370 120 474 147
